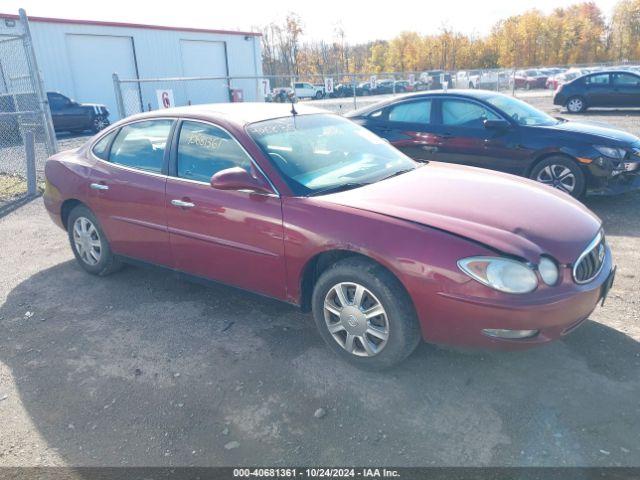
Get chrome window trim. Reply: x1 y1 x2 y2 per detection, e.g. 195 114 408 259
89 116 280 197
572 230 605 285
89 117 176 178
173 117 280 197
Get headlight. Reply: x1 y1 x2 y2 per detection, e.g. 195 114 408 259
538 256 559 285
594 145 626 159
458 257 538 294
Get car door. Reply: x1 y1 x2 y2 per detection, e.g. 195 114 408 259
164 120 287 299
364 99 439 162
583 73 611 106
431 97 524 173
47 93 69 130
611 72 640 107
88 119 174 266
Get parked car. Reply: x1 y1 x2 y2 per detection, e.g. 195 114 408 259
370 79 396 95
546 69 585 90
456 70 481 89
347 90 640 198
43 103 615 369
0 92 39 144
293 82 324 100
394 80 413 92
554 70 640 113
513 70 548 90
47 92 110 133
420 71 452 90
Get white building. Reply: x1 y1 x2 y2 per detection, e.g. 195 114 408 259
0 13 263 119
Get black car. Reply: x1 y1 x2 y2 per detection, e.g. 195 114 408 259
554 70 640 113
347 90 640 197
47 92 110 133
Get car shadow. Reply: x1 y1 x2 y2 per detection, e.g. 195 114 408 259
1 260 639 467
563 109 640 117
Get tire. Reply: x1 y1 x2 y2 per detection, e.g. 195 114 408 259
529 156 586 198
315 91 323 100
91 116 110 133
311 257 421 370
67 205 122 276
469 82 475 89
566 96 587 113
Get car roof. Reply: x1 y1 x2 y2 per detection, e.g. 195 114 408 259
345 89 502 116
121 102 329 127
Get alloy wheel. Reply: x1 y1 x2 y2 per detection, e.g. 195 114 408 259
323 282 389 357
536 164 576 193
94 117 108 131
73 217 102 266
567 98 583 113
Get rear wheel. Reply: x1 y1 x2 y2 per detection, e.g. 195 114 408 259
311 257 421 370
91 116 109 133
530 156 586 198
67 205 122 276
566 96 587 113
315 90 323 100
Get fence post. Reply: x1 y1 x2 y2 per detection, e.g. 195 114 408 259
25 130 36 196
511 67 516 97
19 8 57 155
352 74 357 110
113 73 126 119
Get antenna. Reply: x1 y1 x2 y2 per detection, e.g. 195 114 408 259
288 91 298 116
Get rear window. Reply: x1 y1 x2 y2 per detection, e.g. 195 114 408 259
388 100 432 124
92 130 117 160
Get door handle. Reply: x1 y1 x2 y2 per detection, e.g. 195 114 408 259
90 182 109 191
171 199 195 208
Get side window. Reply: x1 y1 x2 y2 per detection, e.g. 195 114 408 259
442 99 499 128
92 130 118 160
177 121 252 183
585 74 610 86
109 120 173 173
294 83 303 89
613 73 640 86
48 93 67 110
388 100 432 124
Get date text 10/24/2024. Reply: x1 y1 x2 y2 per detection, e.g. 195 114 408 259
233 468 401 478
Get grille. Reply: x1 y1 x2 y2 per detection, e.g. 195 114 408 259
573 232 606 284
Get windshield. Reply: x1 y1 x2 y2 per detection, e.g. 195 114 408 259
247 114 417 196
484 94 559 126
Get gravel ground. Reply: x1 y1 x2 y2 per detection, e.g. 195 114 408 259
0 96 639 468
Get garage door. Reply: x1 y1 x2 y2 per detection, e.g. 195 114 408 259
66 34 140 120
180 40 228 104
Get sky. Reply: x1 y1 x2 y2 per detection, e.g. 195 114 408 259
1 0 621 43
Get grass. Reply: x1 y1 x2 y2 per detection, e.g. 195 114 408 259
0 174 43 201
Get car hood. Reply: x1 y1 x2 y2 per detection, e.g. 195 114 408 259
542 120 639 145
317 163 601 264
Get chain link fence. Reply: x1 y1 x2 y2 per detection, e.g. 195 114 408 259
0 10 57 204
113 60 640 120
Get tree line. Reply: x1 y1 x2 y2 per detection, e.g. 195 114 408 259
260 0 640 78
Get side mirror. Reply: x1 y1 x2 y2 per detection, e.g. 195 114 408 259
483 119 510 130
210 167 273 194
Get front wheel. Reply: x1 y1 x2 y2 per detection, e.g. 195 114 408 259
530 156 586 198
67 205 122 276
311 257 421 370
92 116 110 133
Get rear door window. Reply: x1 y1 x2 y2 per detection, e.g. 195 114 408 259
176 121 252 183
387 100 432 124
109 120 173 173
585 73 610 86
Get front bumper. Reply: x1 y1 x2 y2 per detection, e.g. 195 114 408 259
415 250 615 350
588 172 640 195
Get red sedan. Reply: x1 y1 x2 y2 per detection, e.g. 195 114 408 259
43 103 615 369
